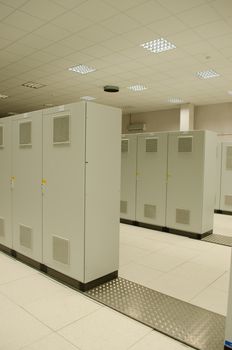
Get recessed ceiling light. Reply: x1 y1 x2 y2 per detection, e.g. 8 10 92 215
141 38 176 53
169 98 184 104
22 81 47 89
80 96 96 101
0 94 8 99
68 64 96 74
43 103 54 107
196 69 220 79
8 112 16 115
228 90 232 95
128 85 147 92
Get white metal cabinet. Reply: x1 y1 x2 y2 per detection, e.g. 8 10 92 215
136 132 168 227
215 142 222 210
166 131 217 235
12 111 43 261
42 102 121 283
120 134 137 222
0 117 12 248
220 142 232 212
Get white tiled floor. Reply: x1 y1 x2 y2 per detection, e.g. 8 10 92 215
0 213 231 350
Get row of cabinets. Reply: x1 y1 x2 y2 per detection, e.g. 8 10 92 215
0 101 121 285
120 131 217 237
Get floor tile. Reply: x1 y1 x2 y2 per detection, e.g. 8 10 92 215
20 333 79 350
191 287 228 315
136 251 189 272
59 307 151 350
0 274 65 307
120 243 151 266
24 289 101 330
128 330 194 349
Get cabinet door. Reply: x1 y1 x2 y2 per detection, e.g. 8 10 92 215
12 112 42 261
166 132 204 233
120 135 137 221
136 133 168 226
42 103 86 281
0 118 12 248
220 143 232 212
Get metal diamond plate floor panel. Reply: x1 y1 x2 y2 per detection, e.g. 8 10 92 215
86 278 225 350
202 234 232 247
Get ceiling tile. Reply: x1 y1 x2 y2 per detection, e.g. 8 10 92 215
0 22 27 41
81 45 113 58
51 11 92 33
43 43 77 58
195 20 232 39
148 16 188 36
34 23 70 41
0 3 15 19
52 0 86 9
0 37 12 49
177 4 221 27
5 42 37 56
59 34 93 50
74 1 119 21
104 0 147 11
18 33 53 49
3 10 45 32
121 27 158 45
211 0 232 19
20 0 66 20
125 1 171 25
102 14 141 34
168 30 202 46
101 36 134 51
78 24 115 43
208 33 232 49
157 0 209 14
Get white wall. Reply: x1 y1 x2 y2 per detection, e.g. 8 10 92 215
122 102 232 142
122 108 180 134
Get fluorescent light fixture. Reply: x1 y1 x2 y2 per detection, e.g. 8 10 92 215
22 81 46 89
68 64 96 74
0 94 8 99
169 98 184 104
141 38 176 53
80 96 96 101
196 69 220 79
128 84 147 92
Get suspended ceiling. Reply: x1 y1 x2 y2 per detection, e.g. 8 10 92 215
0 0 232 117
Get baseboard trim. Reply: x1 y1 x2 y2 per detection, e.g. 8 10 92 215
215 209 232 216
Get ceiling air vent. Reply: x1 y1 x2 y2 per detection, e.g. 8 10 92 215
127 123 146 132
22 81 46 89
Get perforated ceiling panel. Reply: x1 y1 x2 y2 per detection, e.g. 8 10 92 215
0 126 3 147
121 139 129 153
146 138 157 152
226 146 232 170
19 121 32 146
53 115 70 144
178 136 192 153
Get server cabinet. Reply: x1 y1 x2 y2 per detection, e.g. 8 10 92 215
225 249 232 350
120 134 137 222
42 102 121 284
166 131 217 236
12 112 43 261
215 142 222 210
220 142 232 213
0 117 12 248
136 133 168 227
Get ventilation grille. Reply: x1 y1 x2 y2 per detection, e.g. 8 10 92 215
53 115 70 144
19 121 32 146
0 126 3 147
178 136 192 153
144 204 156 218
53 236 70 264
225 195 232 207
20 225 32 249
146 138 157 153
120 200 128 214
176 209 190 225
121 139 129 153
226 146 232 170
0 218 5 237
